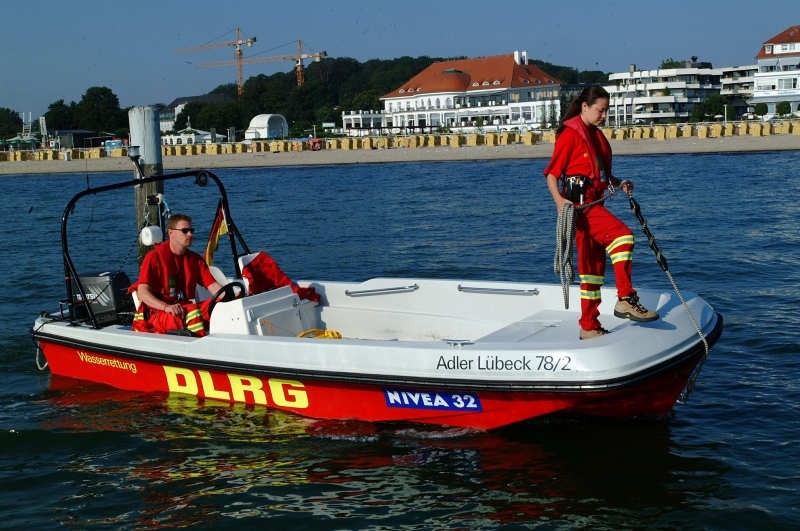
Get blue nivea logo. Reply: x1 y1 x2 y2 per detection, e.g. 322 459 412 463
383 388 482 411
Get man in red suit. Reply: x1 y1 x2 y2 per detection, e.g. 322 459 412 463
133 214 223 336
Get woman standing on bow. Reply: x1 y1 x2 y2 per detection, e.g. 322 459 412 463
543 85 658 340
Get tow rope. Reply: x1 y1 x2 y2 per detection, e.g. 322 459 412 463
628 195 709 404
553 182 709 404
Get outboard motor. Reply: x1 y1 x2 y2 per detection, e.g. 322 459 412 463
71 271 135 325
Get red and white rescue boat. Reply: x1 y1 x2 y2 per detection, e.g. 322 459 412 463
32 169 722 430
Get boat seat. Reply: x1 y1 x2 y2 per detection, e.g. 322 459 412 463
237 252 260 295
196 266 232 301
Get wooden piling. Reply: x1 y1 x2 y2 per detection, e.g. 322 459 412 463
129 106 164 265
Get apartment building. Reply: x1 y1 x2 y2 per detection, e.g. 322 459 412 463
750 25 800 115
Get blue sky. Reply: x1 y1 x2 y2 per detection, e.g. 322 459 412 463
1 0 796 119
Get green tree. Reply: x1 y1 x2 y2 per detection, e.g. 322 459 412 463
44 99 76 130
289 119 312 138
209 83 238 100
284 80 337 125
529 59 609 84
702 94 730 119
691 94 731 121
754 102 768 116
352 89 383 111
73 86 126 132
660 58 686 69
315 106 339 126
776 101 791 116
0 107 23 138
195 102 245 133
174 102 208 130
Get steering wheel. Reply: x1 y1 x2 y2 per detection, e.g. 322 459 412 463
207 281 246 316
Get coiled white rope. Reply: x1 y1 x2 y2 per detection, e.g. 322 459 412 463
553 184 625 309
554 203 577 309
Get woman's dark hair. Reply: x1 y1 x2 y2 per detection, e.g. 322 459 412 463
556 85 610 137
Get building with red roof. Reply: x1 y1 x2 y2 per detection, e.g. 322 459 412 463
342 51 581 135
750 26 800 116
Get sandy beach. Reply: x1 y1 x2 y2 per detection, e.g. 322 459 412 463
2 133 798 176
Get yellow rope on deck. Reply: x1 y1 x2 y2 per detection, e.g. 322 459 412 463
298 328 342 339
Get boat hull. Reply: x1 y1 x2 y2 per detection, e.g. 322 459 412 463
36 331 713 430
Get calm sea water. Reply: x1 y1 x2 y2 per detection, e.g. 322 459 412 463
1 153 798 530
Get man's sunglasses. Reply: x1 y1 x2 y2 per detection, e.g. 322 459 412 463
171 228 195 234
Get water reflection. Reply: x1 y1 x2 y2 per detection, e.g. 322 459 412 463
39 378 731 529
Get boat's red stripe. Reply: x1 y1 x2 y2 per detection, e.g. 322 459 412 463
39 341 701 429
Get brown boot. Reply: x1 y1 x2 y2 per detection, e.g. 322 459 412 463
580 327 610 340
614 293 659 322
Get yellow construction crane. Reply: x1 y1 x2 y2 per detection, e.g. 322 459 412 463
176 28 257 97
196 40 327 88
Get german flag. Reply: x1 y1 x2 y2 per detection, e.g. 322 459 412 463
204 200 228 266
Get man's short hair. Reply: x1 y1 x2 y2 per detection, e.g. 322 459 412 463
167 213 192 230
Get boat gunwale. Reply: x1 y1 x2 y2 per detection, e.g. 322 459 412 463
32 312 722 393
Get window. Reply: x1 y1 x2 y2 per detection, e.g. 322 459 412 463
782 45 788 51
427 99 431 108
766 45 772 53
446 97 452 107
399 89 405 93
493 80 500 85
482 81 489 86
435 98 440 108
778 78 798 89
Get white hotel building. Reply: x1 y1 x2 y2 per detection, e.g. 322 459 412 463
341 51 578 135
749 25 800 115
605 61 755 125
